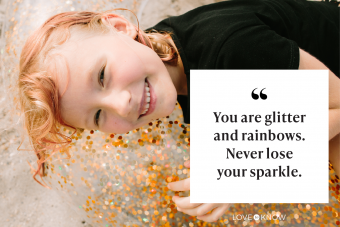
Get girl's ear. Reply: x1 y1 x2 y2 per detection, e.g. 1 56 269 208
101 14 137 40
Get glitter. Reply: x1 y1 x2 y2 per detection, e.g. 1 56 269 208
35 98 339 226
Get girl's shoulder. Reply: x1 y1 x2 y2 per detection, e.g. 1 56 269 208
146 0 337 75
145 0 304 69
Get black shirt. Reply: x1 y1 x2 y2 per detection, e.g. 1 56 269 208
145 0 339 124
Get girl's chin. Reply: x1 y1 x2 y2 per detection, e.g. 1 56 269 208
162 102 177 117
140 99 176 123
149 108 173 122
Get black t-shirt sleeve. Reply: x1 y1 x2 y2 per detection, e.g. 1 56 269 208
215 22 300 70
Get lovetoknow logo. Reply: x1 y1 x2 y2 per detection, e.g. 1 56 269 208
233 213 286 221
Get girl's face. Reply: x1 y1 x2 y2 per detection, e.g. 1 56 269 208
57 18 178 134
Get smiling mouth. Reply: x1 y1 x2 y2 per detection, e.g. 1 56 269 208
138 78 151 119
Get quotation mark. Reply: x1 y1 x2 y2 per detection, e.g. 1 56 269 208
252 88 267 100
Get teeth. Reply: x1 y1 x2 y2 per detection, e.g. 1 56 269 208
145 83 150 90
141 81 151 115
142 103 149 114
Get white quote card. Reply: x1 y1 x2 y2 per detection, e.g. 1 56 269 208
190 70 328 203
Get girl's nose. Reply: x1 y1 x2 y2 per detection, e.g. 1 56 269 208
104 90 132 118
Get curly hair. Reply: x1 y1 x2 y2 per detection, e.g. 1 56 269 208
18 8 179 187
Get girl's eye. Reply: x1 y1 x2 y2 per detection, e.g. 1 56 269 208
95 109 102 127
98 66 105 87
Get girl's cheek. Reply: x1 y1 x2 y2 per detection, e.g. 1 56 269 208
104 118 134 134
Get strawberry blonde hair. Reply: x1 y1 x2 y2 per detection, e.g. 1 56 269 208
18 8 179 187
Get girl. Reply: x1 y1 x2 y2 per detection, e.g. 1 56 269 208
18 0 339 225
